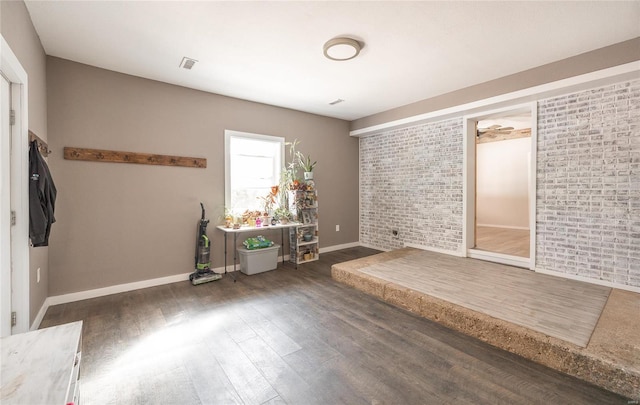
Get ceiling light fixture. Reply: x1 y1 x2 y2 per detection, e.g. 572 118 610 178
323 37 362 61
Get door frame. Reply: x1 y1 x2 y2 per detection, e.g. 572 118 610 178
1 36 30 335
462 102 537 270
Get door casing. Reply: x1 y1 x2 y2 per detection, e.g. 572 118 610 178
1 35 31 335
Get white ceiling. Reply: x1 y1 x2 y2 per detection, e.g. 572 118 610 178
24 1 640 121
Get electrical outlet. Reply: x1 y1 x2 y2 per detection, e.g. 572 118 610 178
37 267 41 283
336 225 340 232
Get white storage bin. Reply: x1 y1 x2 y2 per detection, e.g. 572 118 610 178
237 244 280 275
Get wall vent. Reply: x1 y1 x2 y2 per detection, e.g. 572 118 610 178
179 57 198 70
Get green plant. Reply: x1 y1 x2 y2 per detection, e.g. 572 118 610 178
297 152 317 172
278 170 291 206
273 206 292 221
285 139 301 181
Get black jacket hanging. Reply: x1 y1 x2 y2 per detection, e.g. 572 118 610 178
29 140 57 247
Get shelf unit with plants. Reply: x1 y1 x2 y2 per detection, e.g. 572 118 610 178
288 188 318 266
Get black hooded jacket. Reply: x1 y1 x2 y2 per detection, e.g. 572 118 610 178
29 140 56 247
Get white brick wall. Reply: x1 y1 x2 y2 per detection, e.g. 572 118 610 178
537 80 640 288
359 79 639 289
360 118 464 253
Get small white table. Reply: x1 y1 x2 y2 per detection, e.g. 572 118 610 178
1 321 83 405
216 222 301 274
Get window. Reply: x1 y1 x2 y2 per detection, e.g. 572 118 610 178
224 130 284 214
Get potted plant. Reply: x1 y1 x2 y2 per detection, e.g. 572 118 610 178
223 207 234 228
258 186 278 215
274 206 293 224
298 152 317 180
285 139 302 183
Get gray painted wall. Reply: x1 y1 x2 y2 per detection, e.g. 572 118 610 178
46 57 359 296
1 0 49 324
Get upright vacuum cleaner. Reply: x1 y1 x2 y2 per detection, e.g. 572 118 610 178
189 203 222 285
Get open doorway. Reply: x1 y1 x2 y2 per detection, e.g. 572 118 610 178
475 116 531 257
463 103 536 270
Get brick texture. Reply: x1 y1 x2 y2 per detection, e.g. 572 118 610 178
360 118 464 253
537 80 640 288
359 79 639 289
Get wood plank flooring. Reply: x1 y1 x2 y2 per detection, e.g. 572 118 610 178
359 249 610 347
475 226 530 258
40 247 627 404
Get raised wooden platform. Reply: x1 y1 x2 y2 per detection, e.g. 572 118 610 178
332 247 640 399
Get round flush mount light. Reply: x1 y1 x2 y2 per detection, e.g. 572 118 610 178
323 37 362 61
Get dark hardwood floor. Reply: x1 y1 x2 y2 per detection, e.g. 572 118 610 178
41 247 628 404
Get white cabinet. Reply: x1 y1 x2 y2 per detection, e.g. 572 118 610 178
1 321 83 405
288 189 319 265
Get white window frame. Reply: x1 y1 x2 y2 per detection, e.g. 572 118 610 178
224 130 285 214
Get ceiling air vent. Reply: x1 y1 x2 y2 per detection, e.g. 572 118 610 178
329 98 344 105
179 57 198 70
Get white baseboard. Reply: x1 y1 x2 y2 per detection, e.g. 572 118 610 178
30 301 50 331
476 224 530 231
359 242 391 252
320 242 361 253
40 242 364 309
468 248 531 268
46 272 191 307
535 267 640 294
404 242 465 257
45 264 237 307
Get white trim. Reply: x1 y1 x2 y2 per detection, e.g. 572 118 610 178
468 249 529 269
47 272 195 306
528 104 538 271
30 300 49 331
404 242 464 257
350 62 640 137
1 36 30 335
536 268 640 294
359 242 390 252
0 67 11 337
224 129 285 211
40 242 363 307
320 241 360 253
462 117 475 257
476 224 530 231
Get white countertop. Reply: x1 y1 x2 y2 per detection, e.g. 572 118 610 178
216 222 302 233
1 321 83 405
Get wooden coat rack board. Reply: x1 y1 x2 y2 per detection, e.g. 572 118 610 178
29 130 51 157
63 147 207 169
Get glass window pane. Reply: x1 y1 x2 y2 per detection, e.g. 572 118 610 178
225 131 283 214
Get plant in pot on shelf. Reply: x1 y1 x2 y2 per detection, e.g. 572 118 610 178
297 152 317 181
274 206 293 224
